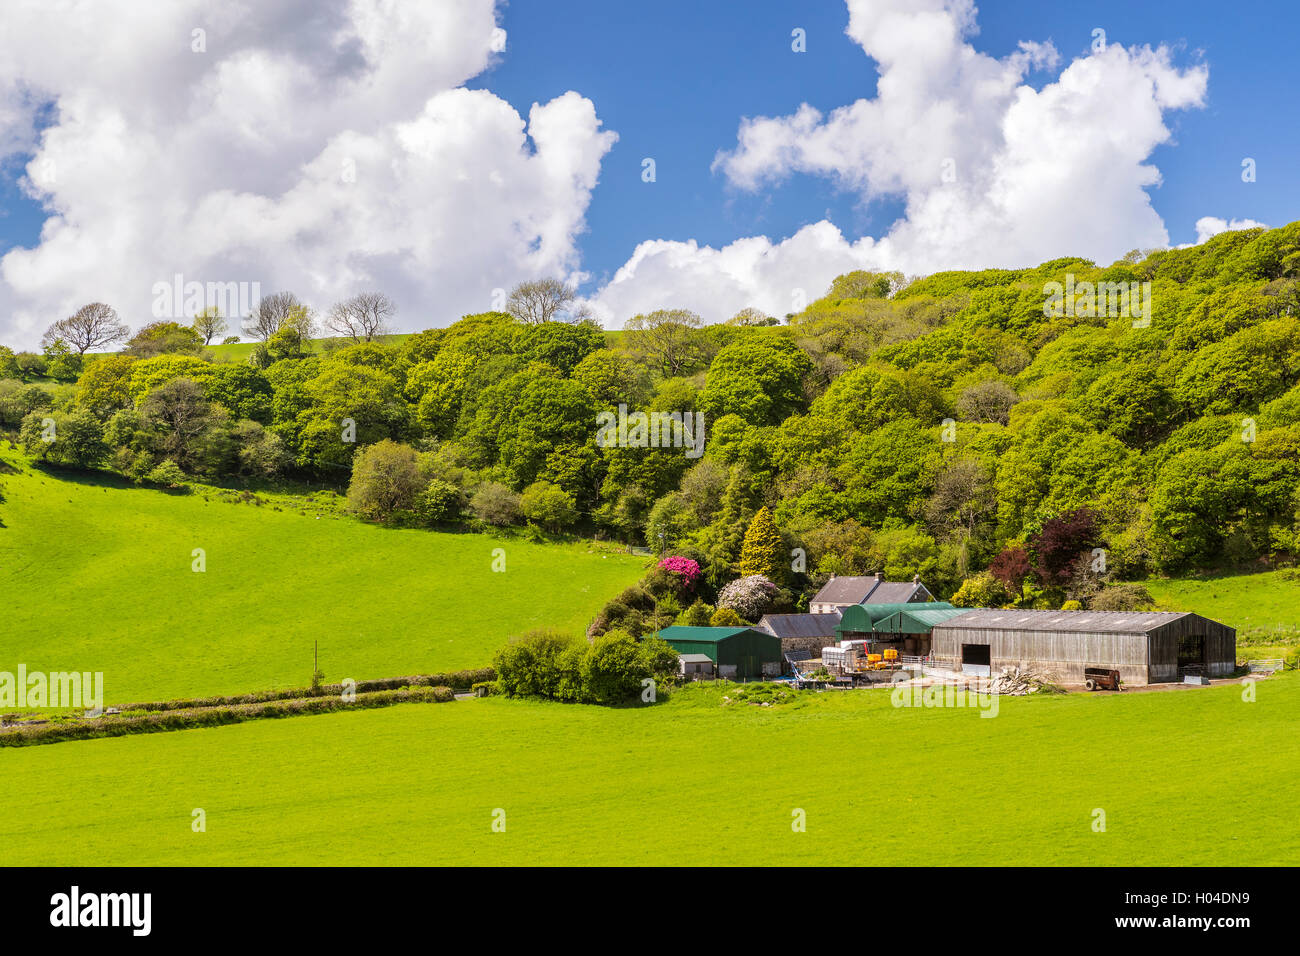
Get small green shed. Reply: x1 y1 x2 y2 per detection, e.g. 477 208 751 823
657 626 784 680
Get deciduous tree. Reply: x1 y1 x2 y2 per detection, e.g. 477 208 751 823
506 278 585 324
42 303 128 356
243 291 309 342
1028 507 1100 587
139 377 217 473
192 307 229 345
126 321 204 358
623 309 705 377
520 480 577 532
325 292 395 343
346 439 424 520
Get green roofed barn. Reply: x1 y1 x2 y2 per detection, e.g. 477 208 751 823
657 626 784 680
836 602 945 635
873 605 970 635
835 602 959 658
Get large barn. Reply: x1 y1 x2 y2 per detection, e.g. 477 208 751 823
929 609 1237 685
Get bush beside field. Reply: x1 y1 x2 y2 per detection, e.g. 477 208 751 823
115 668 494 712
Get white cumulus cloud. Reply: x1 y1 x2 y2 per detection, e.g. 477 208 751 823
591 0 1214 324
0 0 616 347
591 222 884 324
1192 216 1268 246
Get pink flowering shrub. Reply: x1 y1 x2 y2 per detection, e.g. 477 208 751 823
658 556 701 589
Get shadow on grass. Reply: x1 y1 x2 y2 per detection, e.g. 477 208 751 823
8 452 644 554
27 461 142 491
1149 563 1295 583
19 458 348 500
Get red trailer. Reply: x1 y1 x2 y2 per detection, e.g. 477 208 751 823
1083 667 1122 691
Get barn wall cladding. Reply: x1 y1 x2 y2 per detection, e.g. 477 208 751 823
930 610 1236 685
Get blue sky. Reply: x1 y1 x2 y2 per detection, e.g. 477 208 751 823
3 0 1293 275
460 0 1294 288
0 0 1294 344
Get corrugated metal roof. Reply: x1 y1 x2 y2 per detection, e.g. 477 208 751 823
932 608 1198 634
658 626 755 644
856 602 928 623
874 606 969 633
757 612 842 639
837 602 955 634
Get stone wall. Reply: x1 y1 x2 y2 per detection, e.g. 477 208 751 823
780 635 831 659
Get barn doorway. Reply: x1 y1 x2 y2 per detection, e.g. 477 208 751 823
1178 634 1206 676
961 643 991 677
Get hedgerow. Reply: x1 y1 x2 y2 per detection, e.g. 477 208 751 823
114 668 493 712
0 685 455 748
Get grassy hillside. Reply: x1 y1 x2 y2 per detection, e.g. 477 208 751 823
200 333 412 363
1 675 1295 866
195 328 624 363
199 340 258 362
0 452 644 702
1142 570 1300 660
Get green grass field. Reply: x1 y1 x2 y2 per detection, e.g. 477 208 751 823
199 333 412 363
0 451 644 703
1 675 1296 866
1142 570 1300 660
4 443 1298 868
200 340 258 361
